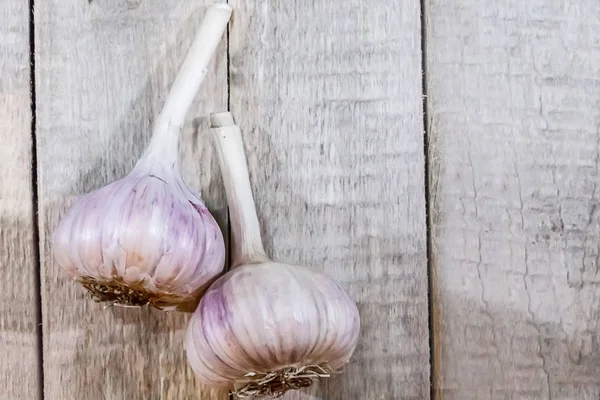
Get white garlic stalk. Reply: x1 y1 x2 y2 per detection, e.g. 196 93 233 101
52 3 233 312
185 112 361 398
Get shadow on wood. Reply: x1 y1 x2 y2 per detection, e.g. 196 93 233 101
433 292 600 399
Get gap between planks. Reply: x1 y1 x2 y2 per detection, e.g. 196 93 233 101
29 0 45 397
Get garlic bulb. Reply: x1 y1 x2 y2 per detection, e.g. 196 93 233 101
185 112 360 397
52 3 233 311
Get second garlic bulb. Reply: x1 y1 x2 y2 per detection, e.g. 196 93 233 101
185 263 360 395
185 113 361 397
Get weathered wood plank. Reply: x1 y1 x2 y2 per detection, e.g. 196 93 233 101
427 1 600 398
229 1 430 398
0 1 41 399
35 1 228 399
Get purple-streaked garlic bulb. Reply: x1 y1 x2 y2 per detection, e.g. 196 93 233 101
52 3 233 311
185 112 360 397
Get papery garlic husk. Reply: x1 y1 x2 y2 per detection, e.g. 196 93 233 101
52 3 232 311
52 157 225 311
185 112 360 397
185 263 360 396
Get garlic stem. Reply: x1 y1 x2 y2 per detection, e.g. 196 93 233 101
210 112 269 267
145 3 232 165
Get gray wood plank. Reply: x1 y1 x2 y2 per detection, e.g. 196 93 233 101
0 1 41 399
35 1 228 399
426 1 600 398
228 1 430 399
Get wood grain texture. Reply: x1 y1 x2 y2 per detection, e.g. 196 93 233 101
35 1 228 399
427 1 600 398
229 1 430 399
0 1 41 399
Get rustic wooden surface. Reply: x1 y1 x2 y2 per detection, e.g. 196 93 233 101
0 1 41 399
35 1 228 399
228 0 430 399
7 0 600 399
427 0 600 398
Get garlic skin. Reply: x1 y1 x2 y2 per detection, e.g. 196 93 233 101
185 112 360 397
52 158 225 310
51 4 232 311
185 263 360 390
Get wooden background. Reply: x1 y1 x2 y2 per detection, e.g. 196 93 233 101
1 0 599 399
